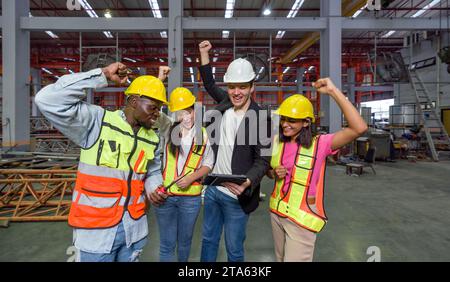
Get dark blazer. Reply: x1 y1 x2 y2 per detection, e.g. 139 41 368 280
199 63 271 214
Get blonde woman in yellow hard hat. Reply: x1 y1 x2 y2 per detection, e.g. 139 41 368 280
267 77 368 262
153 87 215 262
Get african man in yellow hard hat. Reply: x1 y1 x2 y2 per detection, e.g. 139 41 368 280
35 62 169 262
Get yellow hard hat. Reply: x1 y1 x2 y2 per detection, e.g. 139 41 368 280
124 75 168 104
168 87 196 112
274 94 315 123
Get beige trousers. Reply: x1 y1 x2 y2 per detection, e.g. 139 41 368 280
270 211 317 262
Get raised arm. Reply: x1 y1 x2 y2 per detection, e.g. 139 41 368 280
35 62 128 148
198 40 228 103
158 65 171 82
312 78 368 150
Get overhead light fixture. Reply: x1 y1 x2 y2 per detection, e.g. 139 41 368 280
103 31 114 38
276 0 304 39
287 0 304 18
225 0 236 18
411 0 441 18
223 0 235 38
213 57 218 62
78 0 98 18
148 0 163 18
352 9 363 18
352 4 368 18
64 58 76 62
212 67 216 74
287 0 305 18
189 67 195 83
283 67 290 74
45 31 59 39
64 67 75 74
276 31 286 39
123 57 137 63
148 0 168 38
263 8 271 16
186 57 192 62
104 10 112 18
41 68 53 75
159 58 165 63
382 30 396 38
77 0 114 39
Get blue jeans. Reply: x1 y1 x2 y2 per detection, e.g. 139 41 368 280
200 186 249 262
154 195 202 262
79 222 147 262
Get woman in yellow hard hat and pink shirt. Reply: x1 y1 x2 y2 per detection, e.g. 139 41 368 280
153 87 214 262
267 78 368 262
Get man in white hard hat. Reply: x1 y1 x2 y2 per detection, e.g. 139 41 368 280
198 40 271 262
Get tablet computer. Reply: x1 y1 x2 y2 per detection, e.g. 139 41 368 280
202 173 247 186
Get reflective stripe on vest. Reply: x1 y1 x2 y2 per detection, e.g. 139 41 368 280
269 135 328 233
162 127 207 196
68 110 159 229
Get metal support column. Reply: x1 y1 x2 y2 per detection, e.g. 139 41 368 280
2 0 30 150
296 67 306 94
347 68 356 104
193 68 199 97
320 0 342 133
168 0 183 95
31 68 42 117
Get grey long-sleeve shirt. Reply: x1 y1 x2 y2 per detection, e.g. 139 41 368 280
35 68 163 254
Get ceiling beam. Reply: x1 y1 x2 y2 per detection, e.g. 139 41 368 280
342 17 450 30
19 16 450 32
20 17 168 32
182 17 327 31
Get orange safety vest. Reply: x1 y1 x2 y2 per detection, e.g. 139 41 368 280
162 127 207 196
269 135 328 233
68 110 159 229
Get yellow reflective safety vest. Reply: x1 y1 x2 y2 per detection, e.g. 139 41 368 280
269 135 328 233
69 110 159 229
162 127 208 196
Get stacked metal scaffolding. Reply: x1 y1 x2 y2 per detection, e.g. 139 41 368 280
0 169 77 222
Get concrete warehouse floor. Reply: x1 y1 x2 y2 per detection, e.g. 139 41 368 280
1 159 450 262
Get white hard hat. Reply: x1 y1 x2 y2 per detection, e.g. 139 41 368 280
223 58 256 83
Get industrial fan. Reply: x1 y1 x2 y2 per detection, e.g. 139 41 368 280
237 52 269 82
